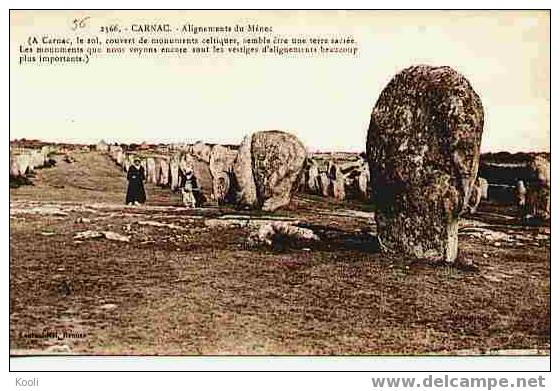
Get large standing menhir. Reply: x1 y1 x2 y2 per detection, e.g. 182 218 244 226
233 130 306 212
366 65 484 263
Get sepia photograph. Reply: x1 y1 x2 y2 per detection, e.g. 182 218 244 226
8 9 550 372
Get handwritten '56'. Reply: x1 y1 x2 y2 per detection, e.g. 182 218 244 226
71 16 90 31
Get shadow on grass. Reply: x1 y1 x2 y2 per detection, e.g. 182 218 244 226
257 223 480 273
261 222 381 254
10 176 34 189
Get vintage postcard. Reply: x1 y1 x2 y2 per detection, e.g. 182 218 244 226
9 9 550 371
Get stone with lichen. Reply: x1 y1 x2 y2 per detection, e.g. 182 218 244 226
233 130 306 212
525 155 550 221
209 145 237 203
366 65 484 263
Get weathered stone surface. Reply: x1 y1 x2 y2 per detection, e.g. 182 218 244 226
232 135 258 207
138 220 184 230
232 131 306 211
169 156 180 190
298 167 306 191
146 157 157 184
212 171 231 203
209 145 237 203
318 172 330 197
11 204 68 216
152 158 161 184
530 155 550 187
178 153 214 204
73 230 130 242
178 153 194 175
479 177 489 200
468 178 483 214
192 157 214 204
123 154 132 172
102 231 130 242
250 130 307 211
141 159 148 176
10 154 30 177
157 158 169 186
108 145 123 165
31 150 46 168
305 160 320 194
192 141 212 163
10 155 19 177
357 167 370 200
40 145 52 156
109 145 124 166
248 221 319 246
96 140 109 152
327 162 346 201
73 230 104 240
27 151 39 171
205 215 299 229
10 150 48 176
366 65 484 263
525 155 550 221
515 180 527 209
19 154 31 176
117 150 125 166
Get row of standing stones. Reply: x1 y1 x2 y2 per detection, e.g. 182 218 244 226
9 145 56 178
106 130 306 213
107 65 489 263
12 65 549 264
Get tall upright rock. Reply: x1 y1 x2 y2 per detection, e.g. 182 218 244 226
10 153 30 177
318 172 330 197
146 157 157 184
233 130 306 212
115 149 124 167
467 177 484 214
209 145 237 204
96 139 109 152
305 159 320 194
233 135 258 208
187 154 214 205
169 155 180 190
157 158 169 186
478 177 489 200
357 167 370 201
192 141 213 163
327 161 346 201
123 154 132 172
366 65 484 263
525 155 550 221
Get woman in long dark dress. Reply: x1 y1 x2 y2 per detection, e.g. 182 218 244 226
126 159 146 205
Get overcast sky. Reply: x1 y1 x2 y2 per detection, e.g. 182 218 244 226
10 10 550 153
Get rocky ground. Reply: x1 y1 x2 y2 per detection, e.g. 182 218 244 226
10 151 550 355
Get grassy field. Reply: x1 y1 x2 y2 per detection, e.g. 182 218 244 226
9 151 550 355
